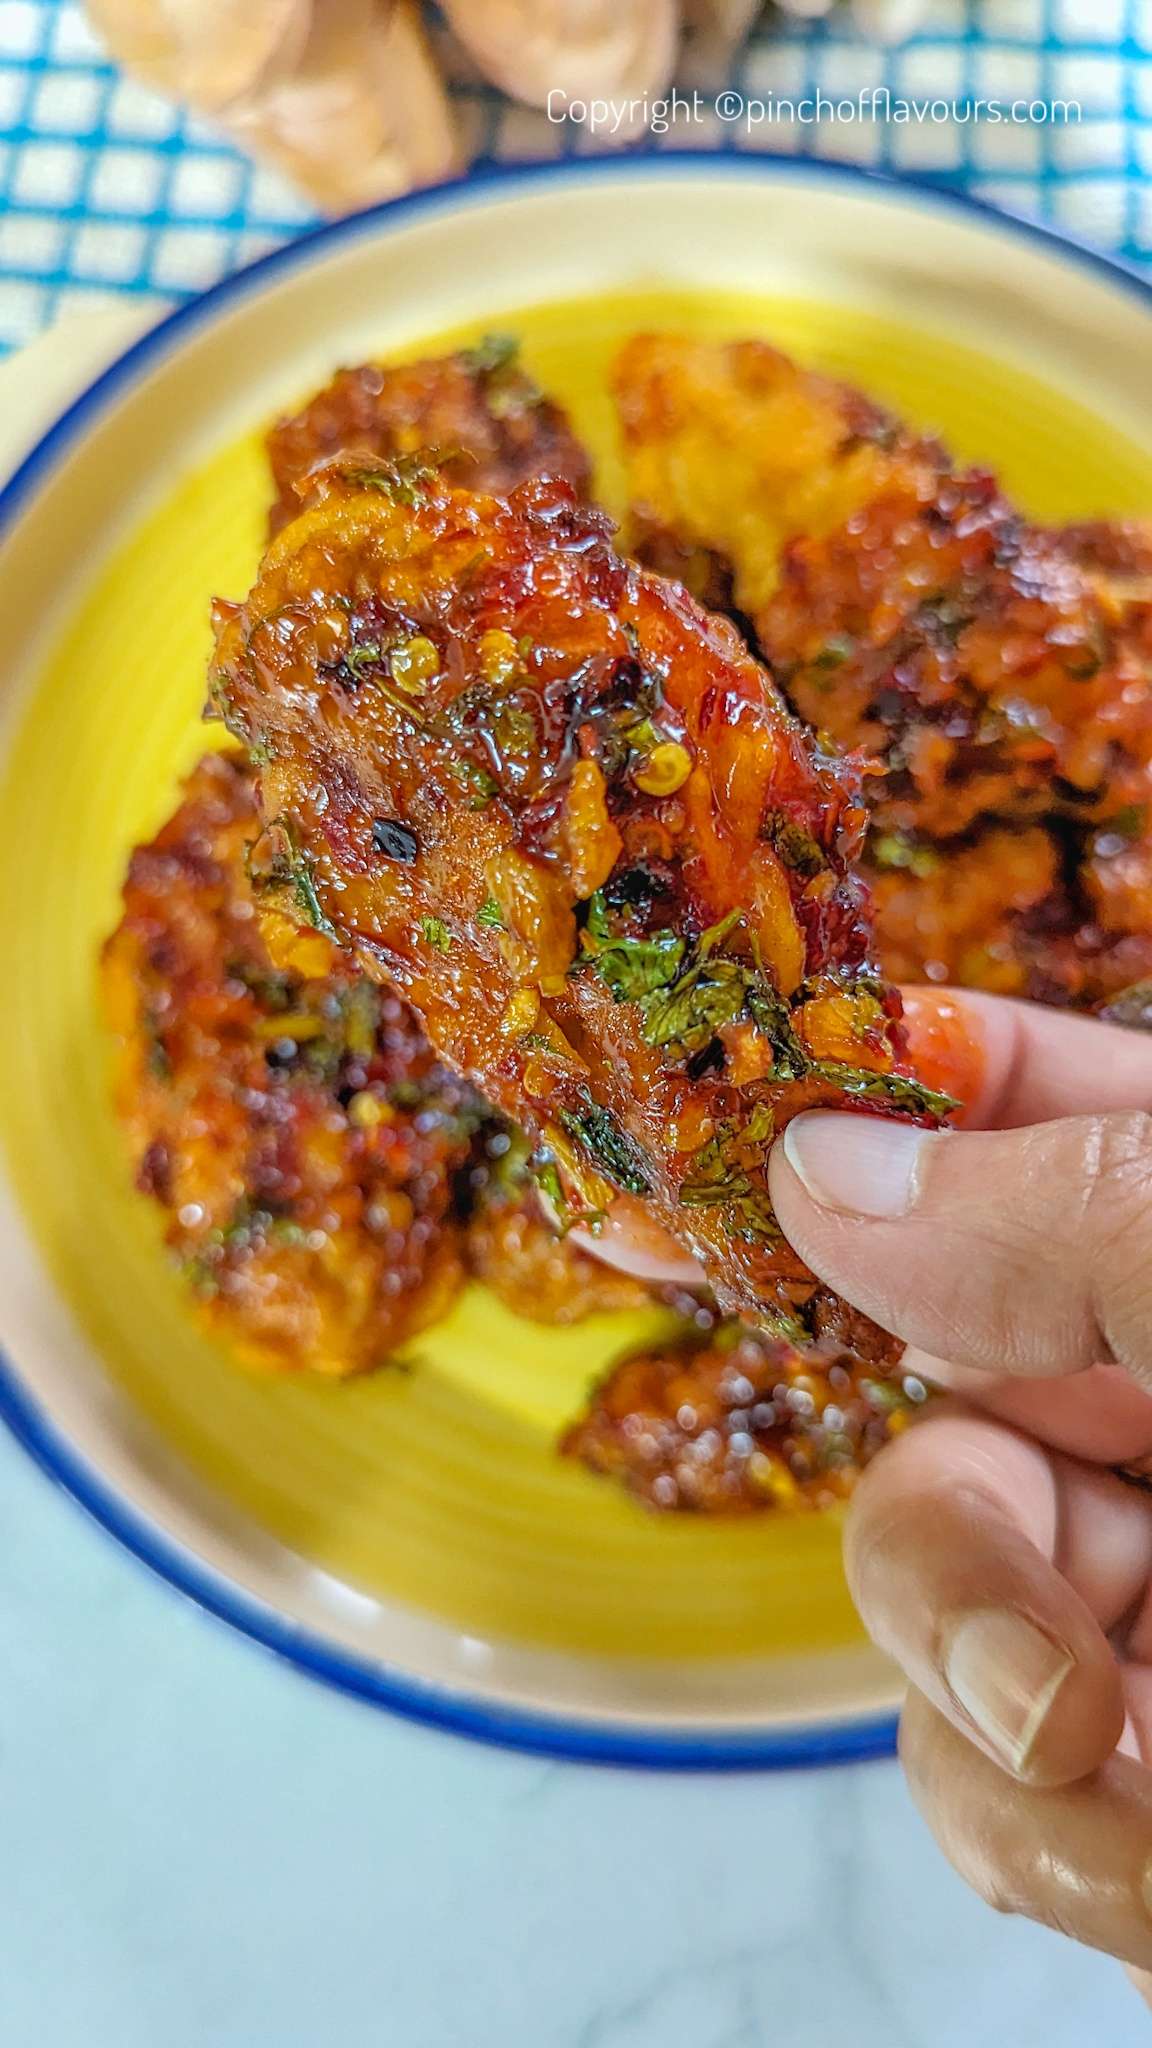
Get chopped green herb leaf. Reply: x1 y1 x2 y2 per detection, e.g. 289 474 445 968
642 955 749 1056
418 915 453 953
245 817 339 941
491 696 538 760
338 451 449 505
812 1062 959 1120
677 1101 781 1242
582 890 614 945
476 896 504 929
463 332 520 376
580 891 685 1003
585 901 812 1071
589 928 684 1004
450 757 499 807
742 1100 778 1148
342 642 383 681
533 1158 568 1217
745 982 811 1082
292 861 338 941
697 908 743 959
557 1099 651 1196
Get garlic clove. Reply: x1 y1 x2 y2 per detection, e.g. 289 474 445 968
87 0 311 110
443 0 680 109
227 0 460 209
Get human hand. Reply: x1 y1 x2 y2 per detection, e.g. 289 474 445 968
767 988 1152 1978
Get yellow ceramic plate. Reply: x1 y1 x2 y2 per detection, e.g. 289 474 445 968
1 160 1150 1765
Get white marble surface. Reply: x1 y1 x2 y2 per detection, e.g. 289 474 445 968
0 1423 1144 2047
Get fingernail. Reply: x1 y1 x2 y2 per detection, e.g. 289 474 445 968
782 1112 933 1219
944 1611 1075 1775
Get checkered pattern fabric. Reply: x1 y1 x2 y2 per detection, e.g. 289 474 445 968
0 0 1148 354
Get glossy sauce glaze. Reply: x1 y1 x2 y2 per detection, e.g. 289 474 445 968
211 463 954 1345
616 333 1152 1010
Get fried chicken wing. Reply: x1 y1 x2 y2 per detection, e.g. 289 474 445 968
616 333 1152 841
102 750 483 1375
267 336 592 534
266 351 675 1332
867 825 1062 994
615 334 1152 1012
565 1320 921 1512
209 462 953 1344
1061 520 1152 589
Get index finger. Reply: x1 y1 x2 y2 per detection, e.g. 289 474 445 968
902 987 1152 1130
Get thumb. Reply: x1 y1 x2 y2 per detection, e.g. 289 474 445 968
768 1109 1152 1385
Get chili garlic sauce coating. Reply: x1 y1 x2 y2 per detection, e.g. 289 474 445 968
616 334 1152 1009
211 465 953 1341
266 335 592 536
102 750 483 1375
567 1320 924 1513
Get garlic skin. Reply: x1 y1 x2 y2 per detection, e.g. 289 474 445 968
442 0 680 109
87 0 312 108
89 0 459 209
88 0 932 215
227 1 459 208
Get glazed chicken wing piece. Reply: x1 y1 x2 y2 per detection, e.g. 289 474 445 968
615 333 1152 1010
615 332 1152 839
566 1319 921 1513
102 749 483 1375
267 335 592 535
210 462 953 1345
267 344 660 1327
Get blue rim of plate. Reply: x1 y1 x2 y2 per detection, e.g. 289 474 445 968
0 151 1149 1770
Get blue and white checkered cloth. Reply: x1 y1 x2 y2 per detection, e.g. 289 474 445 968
0 0 1149 354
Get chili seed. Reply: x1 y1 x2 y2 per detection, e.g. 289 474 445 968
634 740 692 796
